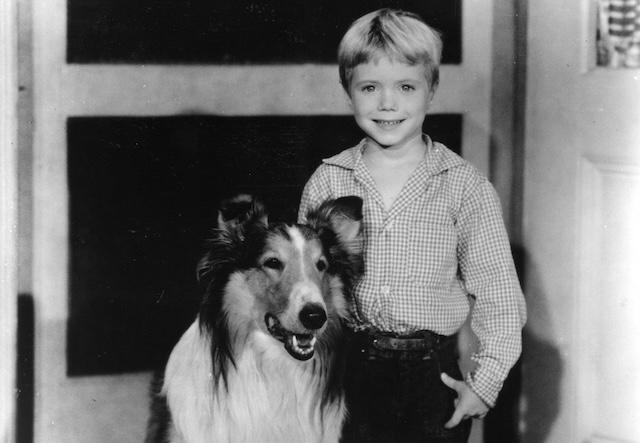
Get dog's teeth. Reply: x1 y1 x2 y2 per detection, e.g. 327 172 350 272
291 335 315 355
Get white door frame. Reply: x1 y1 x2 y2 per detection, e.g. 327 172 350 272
0 0 19 441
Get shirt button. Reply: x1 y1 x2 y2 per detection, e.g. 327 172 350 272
381 285 390 296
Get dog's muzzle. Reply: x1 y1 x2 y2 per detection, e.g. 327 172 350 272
265 307 325 361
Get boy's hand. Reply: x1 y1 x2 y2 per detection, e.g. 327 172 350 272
440 372 489 428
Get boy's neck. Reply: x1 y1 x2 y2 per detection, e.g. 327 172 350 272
361 135 428 211
363 135 428 165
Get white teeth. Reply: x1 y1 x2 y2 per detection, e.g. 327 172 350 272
376 120 401 126
291 335 316 355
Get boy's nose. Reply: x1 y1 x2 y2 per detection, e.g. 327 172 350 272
378 89 397 111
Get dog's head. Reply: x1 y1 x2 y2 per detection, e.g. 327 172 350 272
197 194 363 362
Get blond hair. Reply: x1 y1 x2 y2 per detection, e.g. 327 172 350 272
338 9 443 94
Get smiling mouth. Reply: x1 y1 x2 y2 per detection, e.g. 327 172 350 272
374 119 403 127
265 313 317 361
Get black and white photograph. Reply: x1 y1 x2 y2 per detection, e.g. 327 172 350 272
1 1 639 442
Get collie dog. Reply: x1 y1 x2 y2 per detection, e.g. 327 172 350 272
146 194 364 443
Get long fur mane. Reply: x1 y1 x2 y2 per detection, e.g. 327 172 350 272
145 195 363 443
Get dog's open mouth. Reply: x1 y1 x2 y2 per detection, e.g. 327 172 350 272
265 314 317 361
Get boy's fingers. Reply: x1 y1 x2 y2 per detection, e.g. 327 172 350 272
444 407 464 429
442 373 462 429
440 372 460 391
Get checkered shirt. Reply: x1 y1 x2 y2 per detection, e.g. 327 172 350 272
298 136 527 407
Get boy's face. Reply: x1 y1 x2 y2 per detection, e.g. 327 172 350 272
346 57 434 151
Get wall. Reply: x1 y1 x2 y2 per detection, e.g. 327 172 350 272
521 1 640 442
1 0 19 441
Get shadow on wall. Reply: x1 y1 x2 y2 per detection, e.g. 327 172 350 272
519 328 563 443
16 293 34 443
483 246 563 443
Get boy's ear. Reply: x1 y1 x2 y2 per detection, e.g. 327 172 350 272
429 84 437 103
343 87 353 110
425 87 436 111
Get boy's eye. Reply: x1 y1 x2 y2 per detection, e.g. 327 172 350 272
401 84 415 92
361 85 377 92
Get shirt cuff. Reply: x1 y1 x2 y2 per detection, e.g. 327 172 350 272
465 368 503 408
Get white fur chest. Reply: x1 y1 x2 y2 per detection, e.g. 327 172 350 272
163 323 344 443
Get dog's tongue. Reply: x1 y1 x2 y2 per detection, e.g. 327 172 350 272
285 334 317 361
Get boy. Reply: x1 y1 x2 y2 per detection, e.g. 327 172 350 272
298 8 527 443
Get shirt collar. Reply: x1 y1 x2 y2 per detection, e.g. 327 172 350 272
321 135 466 176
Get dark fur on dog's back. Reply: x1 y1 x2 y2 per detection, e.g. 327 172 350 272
145 195 363 443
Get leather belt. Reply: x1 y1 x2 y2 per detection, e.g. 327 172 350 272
372 334 432 351
351 330 456 361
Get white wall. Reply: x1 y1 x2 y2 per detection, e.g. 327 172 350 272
1 0 19 441
521 1 640 442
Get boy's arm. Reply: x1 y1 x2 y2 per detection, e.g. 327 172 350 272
456 178 527 408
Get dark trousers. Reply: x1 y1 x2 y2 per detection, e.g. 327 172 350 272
341 330 472 443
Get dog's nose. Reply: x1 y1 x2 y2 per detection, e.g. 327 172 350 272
299 303 327 330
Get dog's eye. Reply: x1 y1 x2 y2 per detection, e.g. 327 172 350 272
316 259 328 272
263 258 283 270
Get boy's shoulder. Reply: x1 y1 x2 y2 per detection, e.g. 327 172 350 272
431 142 466 172
432 142 484 178
432 142 492 192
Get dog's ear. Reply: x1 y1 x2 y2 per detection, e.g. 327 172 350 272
306 196 363 254
217 194 268 235
197 194 267 282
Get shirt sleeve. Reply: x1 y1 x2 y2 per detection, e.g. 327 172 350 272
298 165 334 224
455 177 527 407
